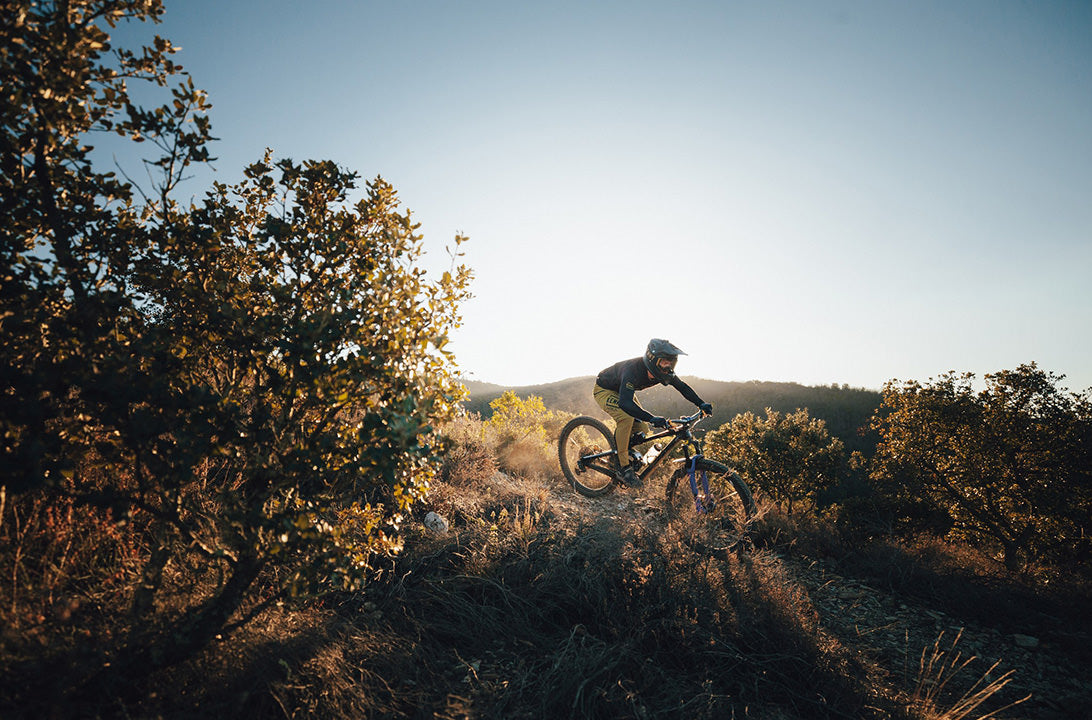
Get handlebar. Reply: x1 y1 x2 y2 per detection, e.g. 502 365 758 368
670 409 708 428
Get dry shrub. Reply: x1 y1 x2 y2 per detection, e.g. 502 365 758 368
483 392 573 481
0 482 151 719
425 441 541 524
0 482 143 632
438 403 572 485
491 435 558 480
439 413 496 486
747 498 851 563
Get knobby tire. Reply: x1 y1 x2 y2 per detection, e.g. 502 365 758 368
558 416 618 497
665 458 756 528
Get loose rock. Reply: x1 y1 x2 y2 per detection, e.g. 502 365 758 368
424 511 449 534
1013 633 1040 648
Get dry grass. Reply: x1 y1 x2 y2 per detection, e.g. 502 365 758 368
29 467 881 719
269 470 884 720
910 630 1029 720
4 417 1084 719
748 501 1092 663
439 413 496 486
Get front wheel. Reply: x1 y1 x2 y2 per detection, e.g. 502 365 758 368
558 416 618 497
665 458 755 529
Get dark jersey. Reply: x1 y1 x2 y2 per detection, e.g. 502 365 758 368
595 357 704 423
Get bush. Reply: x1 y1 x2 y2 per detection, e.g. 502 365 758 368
706 408 846 515
439 413 496 486
1 0 471 695
868 364 1092 570
484 392 573 480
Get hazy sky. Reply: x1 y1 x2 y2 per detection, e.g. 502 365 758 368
115 1 1091 391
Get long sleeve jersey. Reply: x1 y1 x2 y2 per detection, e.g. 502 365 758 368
595 357 705 423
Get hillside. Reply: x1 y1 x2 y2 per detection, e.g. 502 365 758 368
66 466 1087 719
463 376 883 453
6 415 1090 718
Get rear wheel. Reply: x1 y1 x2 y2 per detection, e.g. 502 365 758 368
558 416 618 497
665 458 755 530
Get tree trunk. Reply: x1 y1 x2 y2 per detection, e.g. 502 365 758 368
130 541 171 619
1002 541 1023 572
66 554 266 708
152 554 266 668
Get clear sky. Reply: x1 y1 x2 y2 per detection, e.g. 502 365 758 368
115 1 1091 392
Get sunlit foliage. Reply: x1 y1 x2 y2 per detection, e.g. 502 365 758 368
485 391 571 479
868 364 1092 569
1 0 470 673
706 408 846 515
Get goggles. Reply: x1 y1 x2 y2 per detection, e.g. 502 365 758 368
656 356 677 372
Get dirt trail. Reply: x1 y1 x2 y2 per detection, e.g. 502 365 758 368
542 479 1092 720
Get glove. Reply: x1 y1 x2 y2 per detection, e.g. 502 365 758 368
650 416 669 429
700 402 713 416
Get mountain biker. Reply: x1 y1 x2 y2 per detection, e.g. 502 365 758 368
593 339 713 488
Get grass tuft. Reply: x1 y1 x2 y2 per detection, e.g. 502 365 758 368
911 630 1030 720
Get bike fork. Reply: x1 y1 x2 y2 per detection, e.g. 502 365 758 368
687 458 711 514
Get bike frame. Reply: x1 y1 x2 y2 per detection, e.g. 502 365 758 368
577 410 706 484
641 411 718 513
633 410 706 482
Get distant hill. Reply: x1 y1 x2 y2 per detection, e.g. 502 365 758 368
461 376 882 453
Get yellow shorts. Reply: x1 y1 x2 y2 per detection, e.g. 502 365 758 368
593 384 651 468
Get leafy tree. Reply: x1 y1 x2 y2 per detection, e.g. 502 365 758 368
1 0 471 681
868 364 1092 569
2 0 212 493
706 408 845 514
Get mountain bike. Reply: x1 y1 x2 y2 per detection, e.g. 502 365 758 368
557 410 756 524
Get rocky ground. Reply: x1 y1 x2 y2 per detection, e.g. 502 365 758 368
538 481 1092 720
792 557 1091 720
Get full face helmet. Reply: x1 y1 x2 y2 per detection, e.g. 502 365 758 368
643 338 686 385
